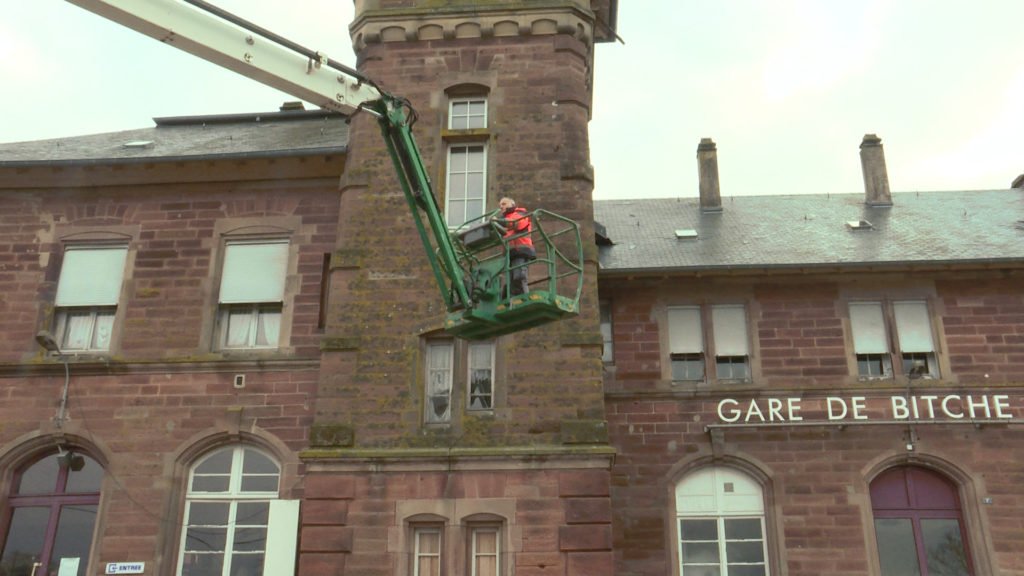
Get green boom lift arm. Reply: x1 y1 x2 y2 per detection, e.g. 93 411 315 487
67 0 583 339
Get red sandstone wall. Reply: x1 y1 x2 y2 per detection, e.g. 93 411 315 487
602 273 1024 575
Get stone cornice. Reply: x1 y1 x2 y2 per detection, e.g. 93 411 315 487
351 3 596 49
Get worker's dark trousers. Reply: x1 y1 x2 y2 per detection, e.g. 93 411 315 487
508 247 536 296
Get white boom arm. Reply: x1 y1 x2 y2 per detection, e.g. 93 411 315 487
66 0 381 114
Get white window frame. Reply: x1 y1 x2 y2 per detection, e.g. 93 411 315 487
445 144 488 228
177 446 297 576
426 341 455 424
676 467 770 576
53 245 128 352
216 240 289 350
470 525 501 576
413 526 443 576
467 342 496 412
448 97 488 130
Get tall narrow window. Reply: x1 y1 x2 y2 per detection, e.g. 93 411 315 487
893 301 938 378
467 342 495 411
871 466 973 576
676 467 769 576
446 145 487 228
217 240 288 350
445 97 488 228
426 341 454 423
53 245 128 352
470 526 500 576
712 305 750 380
600 300 614 364
413 526 443 576
669 307 705 381
178 446 298 576
0 451 103 576
850 302 893 378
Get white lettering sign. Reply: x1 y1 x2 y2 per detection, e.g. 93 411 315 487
716 395 1015 423
106 563 145 575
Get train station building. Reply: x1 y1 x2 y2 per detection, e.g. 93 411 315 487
1 1 1022 575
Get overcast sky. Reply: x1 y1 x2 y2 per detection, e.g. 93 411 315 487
2 0 1022 199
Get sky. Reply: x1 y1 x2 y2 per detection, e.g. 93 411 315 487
2 0 1023 199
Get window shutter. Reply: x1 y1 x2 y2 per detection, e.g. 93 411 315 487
850 302 889 354
219 241 288 304
712 305 748 356
668 307 703 354
55 246 128 306
264 500 299 576
893 301 935 353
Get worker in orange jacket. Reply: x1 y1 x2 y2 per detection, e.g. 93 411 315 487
497 197 535 296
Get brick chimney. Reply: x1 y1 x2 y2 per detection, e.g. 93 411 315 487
698 138 722 212
1012 173 1024 189
860 134 892 206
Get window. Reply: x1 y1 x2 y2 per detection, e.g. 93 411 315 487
425 339 497 423
470 526 500 576
425 341 454 423
445 97 488 228
675 467 769 576
668 305 750 382
712 305 750 380
53 245 128 352
669 307 705 381
178 446 298 576
467 342 494 411
449 98 487 130
0 451 102 576
893 301 939 378
413 526 443 576
446 145 487 228
871 466 973 576
850 301 938 379
600 301 614 364
216 240 288 350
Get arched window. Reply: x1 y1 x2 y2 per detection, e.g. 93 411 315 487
675 466 769 576
871 466 973 576
0 450 103 576
177 445 298 576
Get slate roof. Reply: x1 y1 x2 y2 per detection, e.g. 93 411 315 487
0 109 349 166
595 190 1024 273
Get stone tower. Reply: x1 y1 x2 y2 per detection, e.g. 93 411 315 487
300 1 618 574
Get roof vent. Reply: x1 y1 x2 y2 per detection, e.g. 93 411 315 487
675 229 698 239
122 140 154 149
846 220 873 230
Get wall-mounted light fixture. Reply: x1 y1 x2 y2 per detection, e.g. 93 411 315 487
36 330 71 428
57 447 85 471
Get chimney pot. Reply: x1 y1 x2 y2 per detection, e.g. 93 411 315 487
860 133 892 206
697 138 722 212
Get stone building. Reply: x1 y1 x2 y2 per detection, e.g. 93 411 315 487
0 1 616 576
3 1 1024 576
597 137 1024 575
